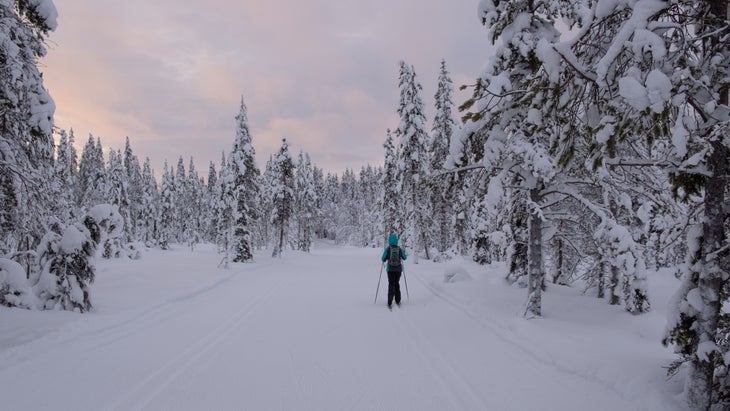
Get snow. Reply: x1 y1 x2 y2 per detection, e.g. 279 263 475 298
0 258 35 309
29 0 59 31
0 243 686 410
619 76 650 111
59 226 86 253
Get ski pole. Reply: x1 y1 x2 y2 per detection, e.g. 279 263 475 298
403 263 410 302
374 262 384 304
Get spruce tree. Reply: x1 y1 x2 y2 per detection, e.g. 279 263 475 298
394 62 431 259
215 153 236 267
54 129 78 223
382 130 401 241
431 60 457 257
140 158 158 245
157 161 175 250
270 139 295 257
205 161 218 242
105 149 131 246
294 152 316 252
174 156 188 244
78 135 106 210
0 0 58 256
230 97 260 262
123 137 143 241
186 157 203 250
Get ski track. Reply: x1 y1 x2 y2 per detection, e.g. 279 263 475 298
108 276 282 410
396 309 488 409
0 264 265 373
408 267 633 403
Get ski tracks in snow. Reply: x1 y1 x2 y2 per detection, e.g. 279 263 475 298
396 308 489 409
407 268 634 405
108 273 282 410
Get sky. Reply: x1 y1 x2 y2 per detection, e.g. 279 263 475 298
43 0 491 177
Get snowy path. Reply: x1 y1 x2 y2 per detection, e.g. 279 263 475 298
0 244 683 410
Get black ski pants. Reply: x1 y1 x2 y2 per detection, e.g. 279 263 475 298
387 271 402 306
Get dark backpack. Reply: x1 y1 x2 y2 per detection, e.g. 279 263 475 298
388 245 402 271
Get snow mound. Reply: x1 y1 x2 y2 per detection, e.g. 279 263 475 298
443 266 472 283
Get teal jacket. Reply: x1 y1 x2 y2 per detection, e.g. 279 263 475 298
381 234 407 272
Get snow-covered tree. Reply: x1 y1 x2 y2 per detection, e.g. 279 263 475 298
382 131 402 243
229 97 260 262
270 139 295 257
0 0 58 255
105 149 131 246
395 62 432 259
33 222 96 312
215 153 236 267
205 161 218 242
139 157 158 245
123 137 143 241
157 161 175 250
77 135 106 210
186 158 204 250
53 129 78 223
431 60 457 258
358 165 381 247
294 151 316 252
174 156 188 244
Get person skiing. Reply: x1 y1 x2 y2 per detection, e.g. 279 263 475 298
381 233 407 309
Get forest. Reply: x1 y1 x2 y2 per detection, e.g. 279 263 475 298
0 0 728 409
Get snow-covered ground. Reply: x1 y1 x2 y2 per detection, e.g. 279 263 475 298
0 242 687 410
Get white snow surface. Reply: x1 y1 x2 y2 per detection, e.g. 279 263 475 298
0 242 687 410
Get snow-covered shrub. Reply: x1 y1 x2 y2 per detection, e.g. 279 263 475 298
34 224 96 312
443 266 472 283
0 258 35 309
86 204 124 259
595 221 650 314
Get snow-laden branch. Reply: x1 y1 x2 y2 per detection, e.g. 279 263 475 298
553 43 597 83
603 158 679 168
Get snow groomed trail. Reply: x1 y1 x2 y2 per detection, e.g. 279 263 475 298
0 243 685 410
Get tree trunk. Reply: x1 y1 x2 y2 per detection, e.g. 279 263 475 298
597 261 606 299
609 265 621 305
685 2 728 408
525 183 544 317
686 140 727 410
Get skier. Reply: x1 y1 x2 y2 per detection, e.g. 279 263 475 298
381 233 407 309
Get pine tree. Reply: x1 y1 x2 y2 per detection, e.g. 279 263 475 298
270 139 295 257
395 62 432 259
230 97 261 262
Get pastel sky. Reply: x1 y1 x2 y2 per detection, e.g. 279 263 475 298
43 0 491 177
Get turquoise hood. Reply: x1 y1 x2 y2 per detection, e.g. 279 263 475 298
388 233 399 246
